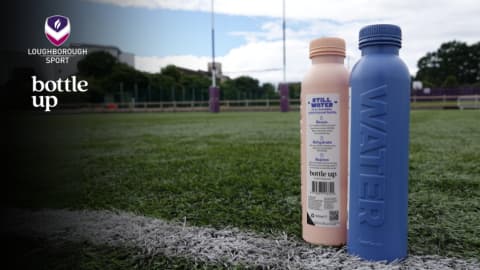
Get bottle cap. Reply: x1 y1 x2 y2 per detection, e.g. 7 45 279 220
309 37 346 58
359 24 402 49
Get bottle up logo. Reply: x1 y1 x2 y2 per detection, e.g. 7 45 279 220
27 14 89 112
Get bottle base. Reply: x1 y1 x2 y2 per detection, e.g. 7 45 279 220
347 246 407 262
302 225 346 246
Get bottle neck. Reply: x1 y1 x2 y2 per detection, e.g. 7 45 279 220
361 44 399 56
311 55 344 64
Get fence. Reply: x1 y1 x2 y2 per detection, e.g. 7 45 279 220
60 99 301 112
58 95 479 112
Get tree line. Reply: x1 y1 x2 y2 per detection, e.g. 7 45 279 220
415 41 479 88
76 40 479 103
77 52 279 103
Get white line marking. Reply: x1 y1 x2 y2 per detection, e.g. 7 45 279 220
2 208 479 269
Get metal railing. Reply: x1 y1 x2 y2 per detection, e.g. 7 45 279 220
410 95 478 109
57 95 479 112
59 99 301 112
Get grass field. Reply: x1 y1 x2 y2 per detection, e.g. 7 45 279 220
4 110 480 268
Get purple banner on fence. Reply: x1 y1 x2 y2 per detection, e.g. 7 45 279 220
209 86 220 113
279 83 289 112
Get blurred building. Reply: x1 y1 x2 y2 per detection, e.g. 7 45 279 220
208 62 229 83
171 62 229 83
53 43 135 79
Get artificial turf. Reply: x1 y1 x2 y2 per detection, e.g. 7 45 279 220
1 236 234 270
4 110 480 259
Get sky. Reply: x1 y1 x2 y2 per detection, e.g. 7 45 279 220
59 0 480 84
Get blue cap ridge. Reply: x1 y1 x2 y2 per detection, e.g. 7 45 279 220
359 24 402 49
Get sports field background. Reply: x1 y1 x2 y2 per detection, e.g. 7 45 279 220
4 110 480 268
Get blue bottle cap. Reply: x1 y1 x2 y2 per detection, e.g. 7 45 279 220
359 24 402 49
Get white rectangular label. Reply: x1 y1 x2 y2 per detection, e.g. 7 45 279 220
305 93 340 227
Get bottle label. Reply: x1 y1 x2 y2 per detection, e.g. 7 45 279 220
305 93 340 227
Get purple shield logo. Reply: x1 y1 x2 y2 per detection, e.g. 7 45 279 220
44 15 70 47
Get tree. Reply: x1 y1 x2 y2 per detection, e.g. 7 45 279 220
180 75 210 101
150 73 175 101
75 59 281 102
233 76 260 99
261 82 278 99
416 41 480 87
77 51 117 78
161 65 182 83
220 76 261 100
76 52 152 102
220 79 236 100
442 75 458 88
289 82 301 99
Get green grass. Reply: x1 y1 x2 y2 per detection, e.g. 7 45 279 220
408 111 480 257
5 111 480 259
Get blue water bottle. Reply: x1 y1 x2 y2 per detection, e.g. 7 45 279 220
348 24 410 261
